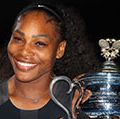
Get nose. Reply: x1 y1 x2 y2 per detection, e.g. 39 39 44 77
20 43 34 58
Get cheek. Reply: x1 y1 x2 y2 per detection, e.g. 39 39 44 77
7 42 19 58
36 49 57 65
7 42 23 68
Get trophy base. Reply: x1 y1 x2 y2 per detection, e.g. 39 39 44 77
89 116 120 119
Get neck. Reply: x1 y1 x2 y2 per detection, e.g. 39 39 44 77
9 74 52 102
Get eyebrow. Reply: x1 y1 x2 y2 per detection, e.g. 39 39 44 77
14 30 51 41
14 29 24 36
32 34 50 40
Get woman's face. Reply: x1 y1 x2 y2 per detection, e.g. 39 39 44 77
7 11 66 82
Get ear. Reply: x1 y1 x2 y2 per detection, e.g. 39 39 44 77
56 40 66 59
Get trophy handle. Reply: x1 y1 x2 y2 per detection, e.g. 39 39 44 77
72 80 83 118
50 76 83 119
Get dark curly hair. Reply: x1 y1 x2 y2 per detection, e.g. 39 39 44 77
0 1 100 81
54 4 100 78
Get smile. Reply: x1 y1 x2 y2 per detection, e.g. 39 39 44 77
15 60 37 71
17 61 37 67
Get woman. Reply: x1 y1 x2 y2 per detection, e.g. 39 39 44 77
0 2 97 119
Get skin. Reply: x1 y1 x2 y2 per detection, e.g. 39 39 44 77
7 11 66 110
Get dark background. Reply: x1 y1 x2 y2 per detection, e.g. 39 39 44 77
0 0 120 50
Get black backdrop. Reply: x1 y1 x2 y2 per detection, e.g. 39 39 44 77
0 0 120 51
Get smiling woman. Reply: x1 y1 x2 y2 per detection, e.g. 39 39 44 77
0 1 99 119
7 9 67 83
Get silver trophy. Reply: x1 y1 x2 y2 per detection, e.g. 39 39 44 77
79 38 120 119
50 76 83 119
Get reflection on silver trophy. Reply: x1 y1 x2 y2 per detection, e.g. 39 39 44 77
80 38 120 119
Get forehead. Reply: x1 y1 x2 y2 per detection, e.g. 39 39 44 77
19 11 52 23
15 11 57 30
14 11 59 40
15 10 59 30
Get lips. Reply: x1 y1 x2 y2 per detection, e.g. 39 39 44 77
14 59 37 72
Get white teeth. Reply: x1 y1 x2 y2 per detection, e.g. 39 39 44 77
17 61 37 67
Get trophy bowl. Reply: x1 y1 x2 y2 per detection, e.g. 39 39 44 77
80 38 120 119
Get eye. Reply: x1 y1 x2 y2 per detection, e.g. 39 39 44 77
13 36 23 43
35 41 47 47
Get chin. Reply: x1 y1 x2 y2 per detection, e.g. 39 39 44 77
15 71 36 83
